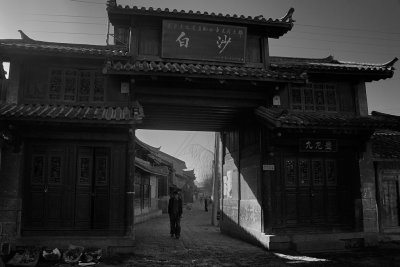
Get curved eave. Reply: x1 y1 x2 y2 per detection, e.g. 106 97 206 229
107 7 293 38
271 65 394 82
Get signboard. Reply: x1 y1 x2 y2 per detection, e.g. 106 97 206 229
162 20 247 63
263 164 275 171
299 139 338 153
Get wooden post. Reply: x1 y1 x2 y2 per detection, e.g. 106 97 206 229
126 126 136 237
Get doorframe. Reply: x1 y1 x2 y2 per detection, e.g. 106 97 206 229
22 137 127 236
375 163 400 233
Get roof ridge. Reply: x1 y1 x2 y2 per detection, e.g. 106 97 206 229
270 55 337 63
12 30 125 50
338 57 398 67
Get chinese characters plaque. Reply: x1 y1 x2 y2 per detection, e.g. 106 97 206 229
299 139 338 152
162 20 247 63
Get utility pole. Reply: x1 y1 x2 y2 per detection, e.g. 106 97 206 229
211 132 221 226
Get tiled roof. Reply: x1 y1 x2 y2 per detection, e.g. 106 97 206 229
0 103 143 124
107 0 294 38
106 60 306 82
135 157 169 176
255 107 400 131
270 56 397 78
0 31 127 57
372 130 400 159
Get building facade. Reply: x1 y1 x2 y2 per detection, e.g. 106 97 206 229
0 0 398 253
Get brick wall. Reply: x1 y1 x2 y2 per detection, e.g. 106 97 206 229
0 145 23 253
359 142 379 233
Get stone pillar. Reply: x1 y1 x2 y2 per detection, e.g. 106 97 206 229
359 142 379 234
125 127 136 237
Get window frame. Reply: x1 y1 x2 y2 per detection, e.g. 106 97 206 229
48 68 106 103
289 83 338 112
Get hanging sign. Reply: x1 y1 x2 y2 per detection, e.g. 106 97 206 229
162 20 247 63
299 139 338 152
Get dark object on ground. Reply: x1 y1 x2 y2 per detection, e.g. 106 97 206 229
79 248 102 266
63 245 84 264
42 248 61 261
7 247 40 267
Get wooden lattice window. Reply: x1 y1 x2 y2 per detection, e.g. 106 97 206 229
78 71 91 102
95 156 108 186
78 156 91 185
284 159 297 187
49 70 62 100
32 155 45 184
48 69 105 103
93 72 105 102
48 154 62 184
312 159 324 186
64 70 78 101
298 159 310 186
325 159 337 186
289 83 337 112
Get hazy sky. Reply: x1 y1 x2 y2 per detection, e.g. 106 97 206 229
1 0 399 180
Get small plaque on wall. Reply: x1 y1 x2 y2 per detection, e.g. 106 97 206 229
263 164 275 171
121 82 130 94
299 139 337 152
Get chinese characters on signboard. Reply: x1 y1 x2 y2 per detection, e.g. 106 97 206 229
162 20 247 63
299 139 338 152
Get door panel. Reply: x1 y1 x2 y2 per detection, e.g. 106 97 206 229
93 149 110 229
280 155 341 228
381 176 400 229
26 146 68 229
75 148 93 228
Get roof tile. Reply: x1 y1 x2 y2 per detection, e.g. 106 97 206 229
255 107 400 131
106 60 305 82
0 103 143 124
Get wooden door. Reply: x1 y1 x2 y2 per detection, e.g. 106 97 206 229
380 173 400 230
75 147 110 229
25 145 69 229
281 156 339 227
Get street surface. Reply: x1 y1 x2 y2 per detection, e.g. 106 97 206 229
100 201 400 266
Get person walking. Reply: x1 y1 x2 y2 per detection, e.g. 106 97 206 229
168 191 183 239
204 196 208 212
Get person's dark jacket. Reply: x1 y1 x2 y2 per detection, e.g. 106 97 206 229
168 197 183 217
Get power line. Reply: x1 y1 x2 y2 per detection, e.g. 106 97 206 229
281 36 400 49
297 23 400 36
30 30 105 36
69 0 106 4
26 20 106 25
177 133 197 157
30 13 105 19
269 43 398 56
174 133 193 156
292 30 400 43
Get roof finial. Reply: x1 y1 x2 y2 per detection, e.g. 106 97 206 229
18 30 34 42
107 0 116 7
384 57 398 68
281 7 295 23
